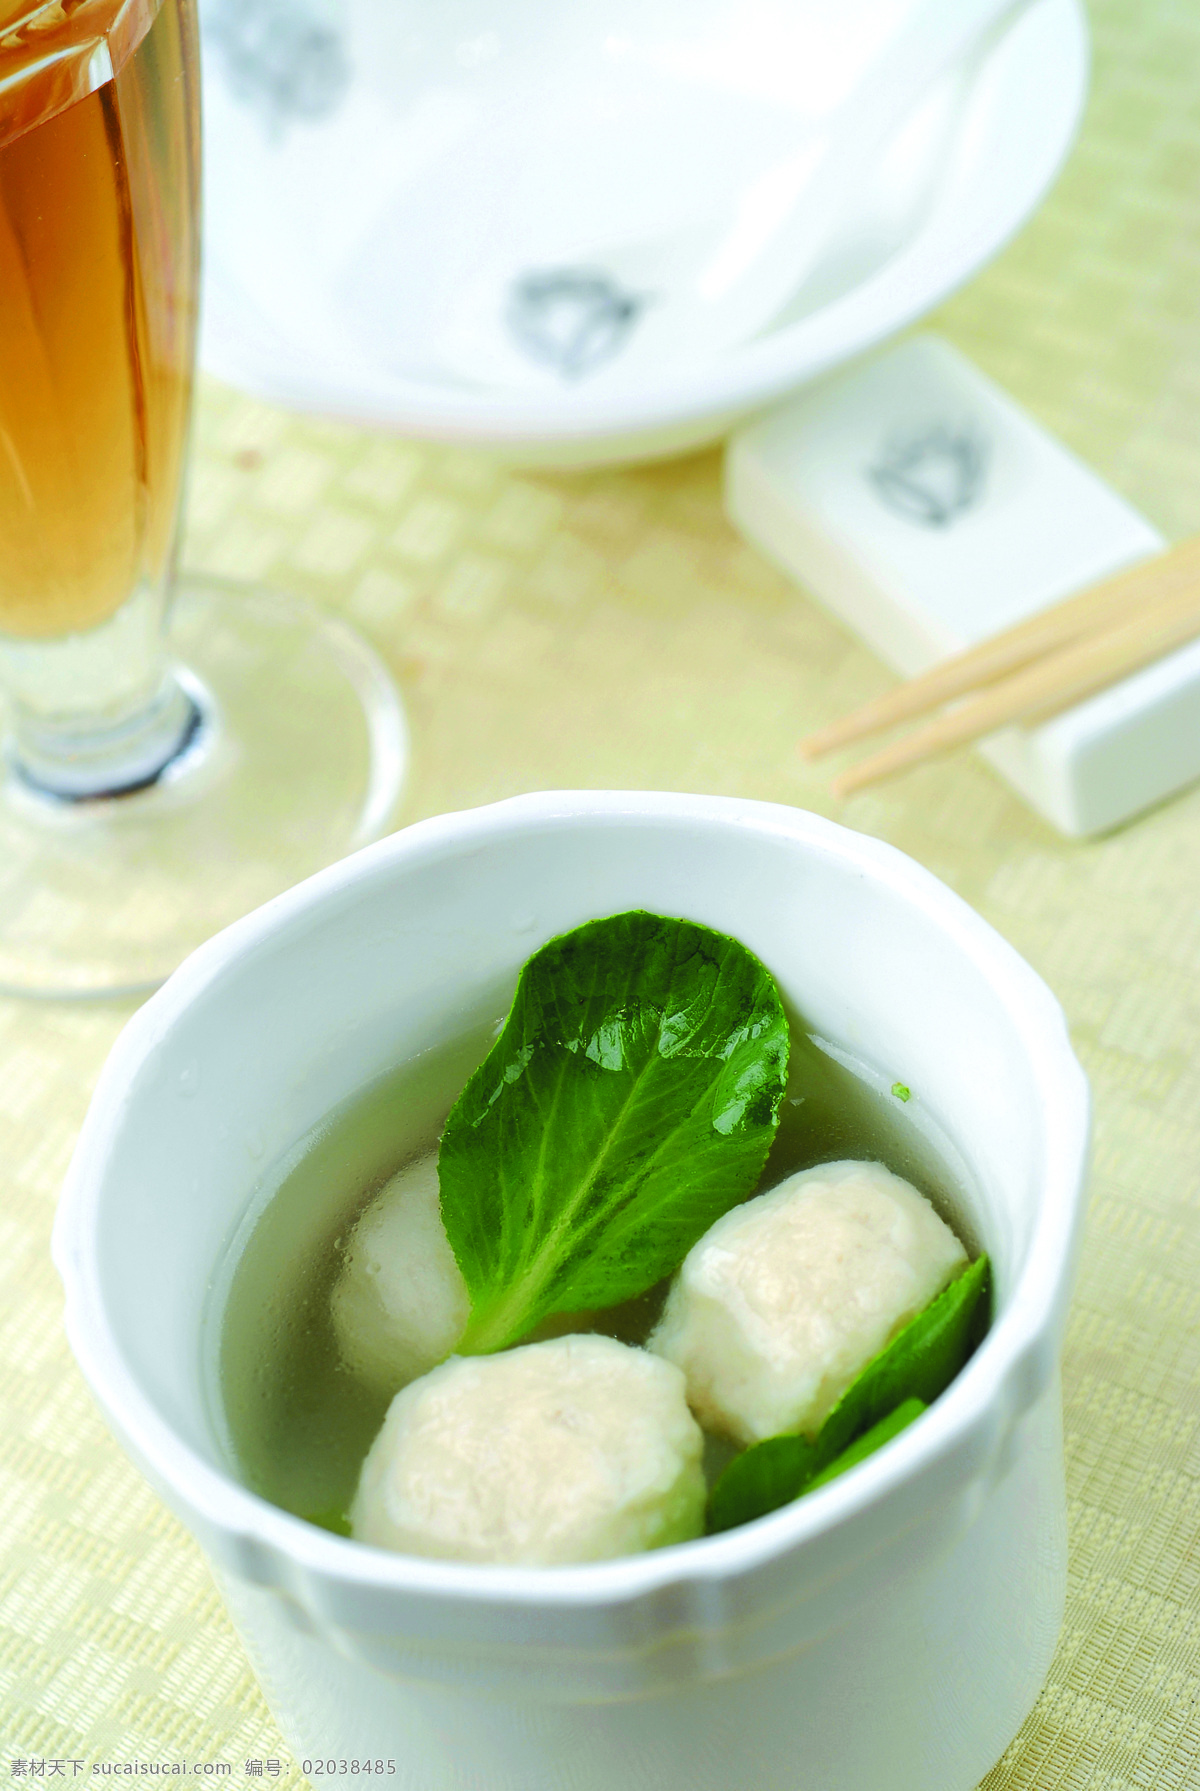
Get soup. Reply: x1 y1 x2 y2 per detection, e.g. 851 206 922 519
210 1005 976 1534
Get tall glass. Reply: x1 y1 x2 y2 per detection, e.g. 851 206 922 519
0 0 405 997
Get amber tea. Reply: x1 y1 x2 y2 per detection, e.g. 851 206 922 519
0 0 402 1002
0 0 199 640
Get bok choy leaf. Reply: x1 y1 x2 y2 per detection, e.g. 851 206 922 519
439 911 790 1355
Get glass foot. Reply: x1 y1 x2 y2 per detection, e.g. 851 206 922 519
0 578 407 998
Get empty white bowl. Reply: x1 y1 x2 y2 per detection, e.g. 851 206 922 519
198 0 1089 465
55 792 1089 1788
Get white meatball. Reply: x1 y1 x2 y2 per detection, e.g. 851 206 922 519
350 1335 706 1565
331 1152 469 1393
648 1159 967 1446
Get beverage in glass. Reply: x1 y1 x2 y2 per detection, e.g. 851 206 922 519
0 0 405 997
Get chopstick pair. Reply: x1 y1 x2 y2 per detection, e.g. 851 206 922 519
800 537 1200 795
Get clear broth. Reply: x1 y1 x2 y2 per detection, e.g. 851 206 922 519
216 1009 977 1530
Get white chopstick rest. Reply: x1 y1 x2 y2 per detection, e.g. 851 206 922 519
725 333 1200 837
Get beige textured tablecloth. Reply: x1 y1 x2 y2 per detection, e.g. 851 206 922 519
6 0 1200 1781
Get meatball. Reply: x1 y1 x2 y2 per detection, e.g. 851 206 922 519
350 1334 706 1565
648 1159 967 1445
331 1152 469 1393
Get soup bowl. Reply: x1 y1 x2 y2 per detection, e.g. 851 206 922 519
54 792 1089 1789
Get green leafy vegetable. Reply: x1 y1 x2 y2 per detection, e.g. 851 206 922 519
818 1252 990 1459
805 1397 925 1493
707 1431 820 1533
440 911 790 1355
891 1082 911 1102
708 1254 990 1533
304 1503 351 1538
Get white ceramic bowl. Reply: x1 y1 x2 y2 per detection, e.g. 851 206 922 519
54 793 1089 1788
198 0 1089 466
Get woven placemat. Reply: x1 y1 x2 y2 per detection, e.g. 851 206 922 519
5 0 1200 1782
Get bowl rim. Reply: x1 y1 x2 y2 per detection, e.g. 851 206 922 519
198 0 1090 449
54 791 1090 1614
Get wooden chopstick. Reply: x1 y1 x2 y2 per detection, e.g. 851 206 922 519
801 535 1200 761
831 571 1200 796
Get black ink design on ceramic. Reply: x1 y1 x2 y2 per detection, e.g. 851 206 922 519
868 425 988 527
506 269 650 379
203 0 350 132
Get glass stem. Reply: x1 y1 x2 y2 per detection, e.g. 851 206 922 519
0 581 202 800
